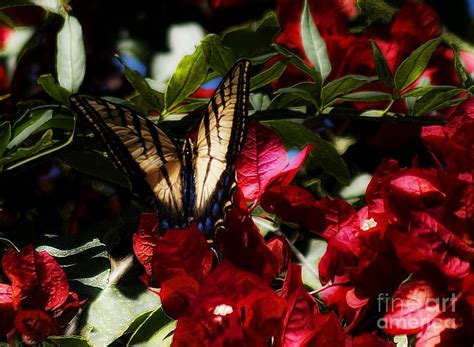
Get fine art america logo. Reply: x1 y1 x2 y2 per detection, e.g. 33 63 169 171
376 292 459 330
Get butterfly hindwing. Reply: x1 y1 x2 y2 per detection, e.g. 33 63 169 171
69 95 187 228
193 59 251 235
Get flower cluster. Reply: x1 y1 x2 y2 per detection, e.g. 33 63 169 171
0 246 83 345
132 99 474 346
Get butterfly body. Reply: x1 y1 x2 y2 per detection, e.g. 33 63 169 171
70 60 250 238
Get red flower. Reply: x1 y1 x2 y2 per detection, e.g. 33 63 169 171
389 212 474 279
218 194 287 283
275 262 345 347
383 279 472 346
1 245 83 344
172 261 287 347
422 98 474 173
133 213 214 317
236 121 313 206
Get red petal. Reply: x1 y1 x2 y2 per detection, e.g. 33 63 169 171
149 223 214 287
236 121 288 204
133 213 161 276
160 274 200 319
276 263 319 347
3 246 70 311
266 236 290 276
415 313 467 347
390 213 474 278
260 184 321 229
383 280 443 335
219 207 279 283
277 144 315 186
14 309 59 345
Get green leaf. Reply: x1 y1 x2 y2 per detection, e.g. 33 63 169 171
201 34 235 76
300 0 331 82
164 46 209 112
127 308 175 347
0 0 65 15
340 91 392 102
401 85 455 98
170 98 209 114
266 120 351 184
413 89 466 116
44 336 91 347
250 61 287 91
85 285 161 347
37 74 71 106
34 114 75 133
273 44 321 83
56 15 86 93
8 108 53 149
357 0 395 25
370 40 393 89
394 37 442 92
222 11 280 59
0 122 11 157
0 129 54 167
58 150 131 190
118 56 162 113
249 93 271 111
269 81 319 109
452 45 472 88
322 75 375 106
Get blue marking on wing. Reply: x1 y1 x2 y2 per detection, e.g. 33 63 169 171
212 202 219 216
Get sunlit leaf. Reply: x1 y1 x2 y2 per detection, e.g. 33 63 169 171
201 34 235 76
370 40 393 89
322 75 376 105
85 285 161 347
222 11 280 59
0 129 54 167
164 46 209 112
413 89 466 115
250 60 287 91
394 37 442 92
273 44 321 84
118 56 163 113
56 15 86 93
300 0 331 82
8 108 53 149
127 308 175 347
451 45 472 88
340 91 392 102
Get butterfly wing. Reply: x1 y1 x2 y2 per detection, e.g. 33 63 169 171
69 95 187 228
193 59 251 236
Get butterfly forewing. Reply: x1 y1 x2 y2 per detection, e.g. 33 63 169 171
69 95 186 228
193 60 251 234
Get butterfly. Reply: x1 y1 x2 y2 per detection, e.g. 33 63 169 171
69 59 250 238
